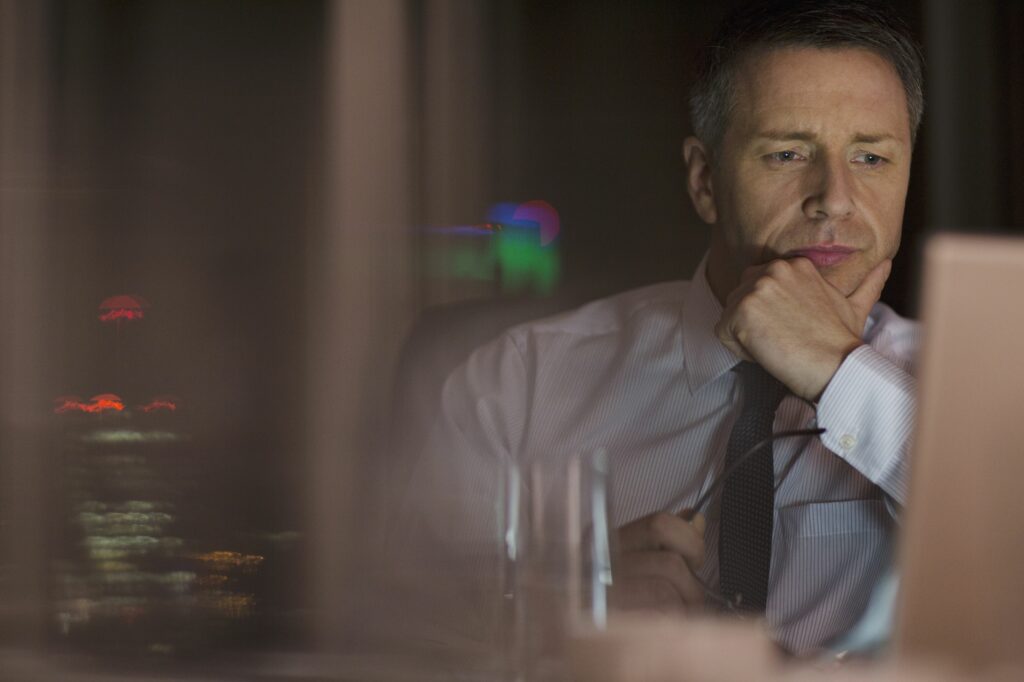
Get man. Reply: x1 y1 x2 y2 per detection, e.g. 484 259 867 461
391 0 920 656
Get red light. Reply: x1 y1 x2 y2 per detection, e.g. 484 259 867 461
99 308 144 322
53 396 88 414
88 395 126 413
53 393 125 414
98 294 149 323
139 398 178 413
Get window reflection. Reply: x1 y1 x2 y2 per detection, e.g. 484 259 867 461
0 0 325 666
49 295 274 657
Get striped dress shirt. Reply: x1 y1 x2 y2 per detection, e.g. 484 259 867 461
394 254 918 656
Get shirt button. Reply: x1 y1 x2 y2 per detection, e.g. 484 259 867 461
839 434 857 450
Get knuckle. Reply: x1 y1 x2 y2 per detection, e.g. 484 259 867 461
751 275 777 294
730 294 754 319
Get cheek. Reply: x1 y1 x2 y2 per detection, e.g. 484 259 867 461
730 172 801 243
860 180 908 254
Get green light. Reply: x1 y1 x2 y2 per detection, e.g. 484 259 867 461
496 229 561 295
426 230 561 295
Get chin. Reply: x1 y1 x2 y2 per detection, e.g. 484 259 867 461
820 265 865 297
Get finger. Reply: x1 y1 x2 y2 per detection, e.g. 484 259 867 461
616 512 706 569
725 265 767 308
614 551 706 608
685 511 706 536
714 320 755 363
847 259 891 321
738 262 769 288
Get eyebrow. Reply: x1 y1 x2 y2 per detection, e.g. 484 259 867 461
754 130 816 142
850 133 898 144
753 130 899 144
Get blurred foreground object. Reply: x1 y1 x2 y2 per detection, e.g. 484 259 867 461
568 614 779 682
897 234 1024 671
568 612 1024 682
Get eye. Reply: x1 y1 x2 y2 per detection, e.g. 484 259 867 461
854 152 888 167
765 150 805 164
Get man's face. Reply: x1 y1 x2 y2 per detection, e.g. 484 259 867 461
699 47 913 300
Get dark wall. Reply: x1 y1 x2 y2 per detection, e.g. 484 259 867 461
489 0 713 301
1006 3 1024 230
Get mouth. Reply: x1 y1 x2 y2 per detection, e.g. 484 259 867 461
785 244 857 267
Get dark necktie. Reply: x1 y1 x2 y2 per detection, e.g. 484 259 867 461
718 362 788 612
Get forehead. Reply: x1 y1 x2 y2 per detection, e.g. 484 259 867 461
728 46 911 144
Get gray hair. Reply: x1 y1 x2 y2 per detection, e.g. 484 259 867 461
689 0 925 155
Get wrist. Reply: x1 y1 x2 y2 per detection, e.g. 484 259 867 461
807 336 864 401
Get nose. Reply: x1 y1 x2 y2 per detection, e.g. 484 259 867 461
802 155 855 221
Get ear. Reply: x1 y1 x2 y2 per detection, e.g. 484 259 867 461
683 136 717 225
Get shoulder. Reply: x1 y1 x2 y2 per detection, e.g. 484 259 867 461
503 280 690 349
447 280 690 416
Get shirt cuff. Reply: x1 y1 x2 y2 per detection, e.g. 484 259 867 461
816 344 917 504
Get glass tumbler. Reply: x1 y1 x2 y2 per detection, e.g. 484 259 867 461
501 450 612 681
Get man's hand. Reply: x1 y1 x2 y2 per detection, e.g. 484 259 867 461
608 511 707 614
715 257 891 401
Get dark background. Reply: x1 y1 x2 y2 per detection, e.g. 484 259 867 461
482 0 1023 315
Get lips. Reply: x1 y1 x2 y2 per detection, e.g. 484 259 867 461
786 245 857 267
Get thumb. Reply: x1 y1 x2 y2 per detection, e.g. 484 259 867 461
680 509 706 535
847 259 891 321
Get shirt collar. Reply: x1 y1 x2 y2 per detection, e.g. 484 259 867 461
681 253 743 394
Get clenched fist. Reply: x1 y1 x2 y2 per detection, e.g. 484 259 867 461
715 257 891 401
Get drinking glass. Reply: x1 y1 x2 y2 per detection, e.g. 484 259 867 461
501 450 612 681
